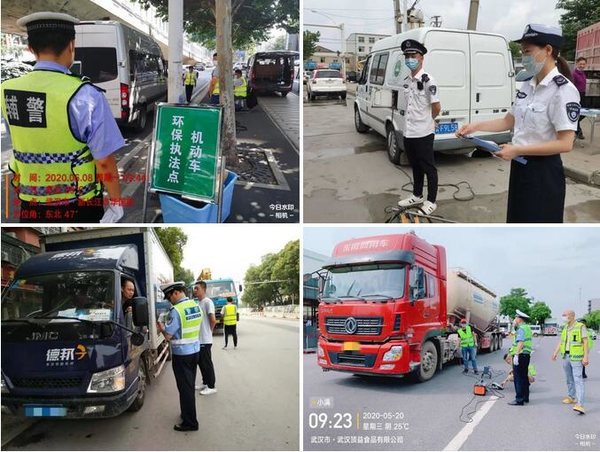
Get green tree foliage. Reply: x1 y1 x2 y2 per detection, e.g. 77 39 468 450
583 310 600 331
556 0 600 60
134 0 299 49
303 30 321 61
499 288 532 318
268 34 288 51
530 301 552 325
241 240 299 308
509 42 521 60
155 227 194 285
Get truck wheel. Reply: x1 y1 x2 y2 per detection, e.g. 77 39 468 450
134 105 147 132
280 91 288 97
354 107 368 133
415 341 438 382
386 125 402 164
127 361 147 412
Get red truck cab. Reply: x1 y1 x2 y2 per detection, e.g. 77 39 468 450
317 233 448 382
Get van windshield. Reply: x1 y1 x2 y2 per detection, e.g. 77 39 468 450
74 47 118 83
324 264 406 300
2 271 115 322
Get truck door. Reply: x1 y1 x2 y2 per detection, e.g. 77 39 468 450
469 33 513 125
122 276 145 386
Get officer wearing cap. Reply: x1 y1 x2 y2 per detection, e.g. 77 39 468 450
1 12 125 223
458 24 580 223
397 39 441 215
157 282 203 431
508 309 533 406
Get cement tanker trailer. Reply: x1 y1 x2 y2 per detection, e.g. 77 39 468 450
317 232 503 382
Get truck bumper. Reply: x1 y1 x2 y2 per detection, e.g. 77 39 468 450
317 337 413 376
1 380 139 419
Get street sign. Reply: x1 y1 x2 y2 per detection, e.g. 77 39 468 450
149 104 222 203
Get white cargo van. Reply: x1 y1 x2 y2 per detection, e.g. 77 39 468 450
74 21 167 131
354 27 515 164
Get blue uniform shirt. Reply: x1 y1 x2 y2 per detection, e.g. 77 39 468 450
164 297 200 356
5 61 125 160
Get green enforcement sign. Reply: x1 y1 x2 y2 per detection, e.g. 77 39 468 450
150 104 222 203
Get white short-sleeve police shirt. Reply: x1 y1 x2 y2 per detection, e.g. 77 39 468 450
512 67 580 146
401 69 440 139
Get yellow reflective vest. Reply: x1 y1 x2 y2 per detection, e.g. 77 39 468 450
1 70 101 203
171 299 203 345
560 322 585 361
457 325 475 348
222 303 237 326
234 77 247 98
184 71 197 86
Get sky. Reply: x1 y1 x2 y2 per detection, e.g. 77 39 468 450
303 0 563 52
303 226 600 319
177 225 299 287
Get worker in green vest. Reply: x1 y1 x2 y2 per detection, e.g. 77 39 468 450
1 12 124 223
457 318 478 374
553 310 589 414
222 296 238 349
577 318 593 379
508 310 532 406
182 66 197 103
233 69 247 111
157 282 203 431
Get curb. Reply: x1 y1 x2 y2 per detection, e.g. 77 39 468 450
564 166 600 188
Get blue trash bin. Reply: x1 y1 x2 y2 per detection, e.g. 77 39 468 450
159 171 238 223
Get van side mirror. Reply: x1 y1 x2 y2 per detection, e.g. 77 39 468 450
132 297 149 327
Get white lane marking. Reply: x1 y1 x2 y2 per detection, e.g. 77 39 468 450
443 396 498 451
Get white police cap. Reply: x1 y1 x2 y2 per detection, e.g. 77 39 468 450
515 309 530 319
17 12 79 34
160 281 186 296
514 23 563 48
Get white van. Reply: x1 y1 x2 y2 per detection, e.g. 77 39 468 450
74 21 167 131
354 27 515 164
530 325 542 337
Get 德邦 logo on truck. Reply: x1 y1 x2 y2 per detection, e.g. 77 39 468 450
344 317 358 334
45 344 88 367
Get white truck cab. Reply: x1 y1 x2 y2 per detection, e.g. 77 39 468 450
354 27 515 164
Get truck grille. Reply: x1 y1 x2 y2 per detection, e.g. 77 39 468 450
12 377 84 389
337 353 367 367
325 316 383 335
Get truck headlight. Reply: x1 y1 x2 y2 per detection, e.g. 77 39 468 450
383 346 403 362
317 345 325 357
87 365 126 393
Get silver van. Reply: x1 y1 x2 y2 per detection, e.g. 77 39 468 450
74 21 167 131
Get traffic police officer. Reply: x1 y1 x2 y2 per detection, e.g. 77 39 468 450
397 39 441 215
509 309 533 406
457 318 478 374
458 24 580 223
1 12 125 223
183 66 197 103
157 282 203 431
233 69 247 111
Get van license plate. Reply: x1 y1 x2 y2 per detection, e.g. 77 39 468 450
343 342 361 351
24 405 67 417
435 122 458 134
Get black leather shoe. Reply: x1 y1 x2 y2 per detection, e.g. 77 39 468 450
508 400 524 406
174 424 199 432
524 399 529 403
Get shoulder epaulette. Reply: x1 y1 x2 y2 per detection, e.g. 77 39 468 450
553 75 568 87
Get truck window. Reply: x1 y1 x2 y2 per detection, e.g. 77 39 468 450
427 274 436 297
325 264 406 299
74 47 118 83
369 53 389 86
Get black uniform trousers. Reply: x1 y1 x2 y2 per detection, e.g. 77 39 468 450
403 133 438 203
513 353 531 403
224 325 238 347
185 85 194 103
172 352 199 428
198 344 216 389
19 193 104 223
506 155 565 223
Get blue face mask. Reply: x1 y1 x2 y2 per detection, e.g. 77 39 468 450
521 50 546 77
405 58 419 71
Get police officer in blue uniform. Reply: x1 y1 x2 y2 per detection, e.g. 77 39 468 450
157 282 203 432
1 12 125 223
458 24 580 223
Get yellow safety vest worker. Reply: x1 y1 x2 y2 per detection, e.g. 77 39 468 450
559 322 585 361
1 70 102 203
512 323 533 354
171 298 203 345
222 303 237 326
184 71 196 86
234 77 247 98
212 77 220 95
457 325 475 348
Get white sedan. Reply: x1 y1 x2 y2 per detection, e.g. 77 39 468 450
306 69 347 101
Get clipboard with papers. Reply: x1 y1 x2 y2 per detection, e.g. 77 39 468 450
463 136 527 165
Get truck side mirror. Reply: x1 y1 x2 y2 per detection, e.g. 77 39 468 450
131 333 145 346
132 297 149 327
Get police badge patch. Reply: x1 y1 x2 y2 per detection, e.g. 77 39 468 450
3 89 47 128
566 102 580 123
429 85 437 95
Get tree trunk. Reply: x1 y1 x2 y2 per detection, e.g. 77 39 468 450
215 0 239 168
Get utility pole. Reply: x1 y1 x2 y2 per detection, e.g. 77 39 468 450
215 0 237 167
467 0 479 31
167 0 183 103
394 0 402 34
430 15 442 28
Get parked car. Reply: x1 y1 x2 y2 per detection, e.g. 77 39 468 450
74 21 167 131
247 51 298 96
306 69 347 101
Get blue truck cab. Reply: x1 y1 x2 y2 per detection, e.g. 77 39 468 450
204 279 240 329
1 228 173 419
